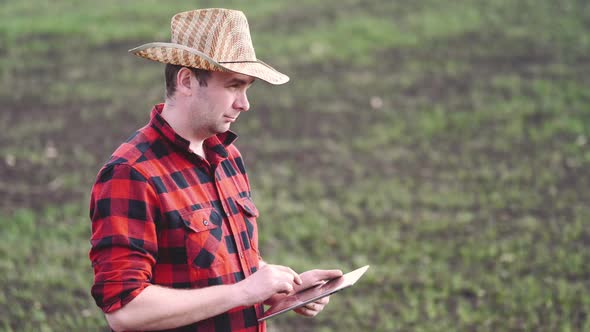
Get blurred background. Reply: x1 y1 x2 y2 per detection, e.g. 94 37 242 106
1 0 590 331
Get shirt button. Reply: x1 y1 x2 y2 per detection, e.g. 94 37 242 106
203 220 209 226
239 252 244 259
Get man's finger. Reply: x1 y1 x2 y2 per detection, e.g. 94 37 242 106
277 281 294 294
288 268 302 285
314 296 329 305
307 269 343 282
295 306 316 317
275 265 302 285
294 274 302 285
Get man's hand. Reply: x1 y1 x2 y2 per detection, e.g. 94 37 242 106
294 296 330 317
263 268 343 317
295 269 343 292
292 269 342 317
236 264 302 306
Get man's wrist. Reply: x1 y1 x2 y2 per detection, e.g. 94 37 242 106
230 281 251 307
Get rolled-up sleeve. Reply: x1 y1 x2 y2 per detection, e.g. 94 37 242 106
89 163 159 313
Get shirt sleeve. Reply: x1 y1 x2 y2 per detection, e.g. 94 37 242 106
89 163 159 313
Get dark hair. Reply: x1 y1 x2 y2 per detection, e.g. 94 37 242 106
165 63 211 98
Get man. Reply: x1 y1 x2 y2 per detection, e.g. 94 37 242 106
89 8 342 332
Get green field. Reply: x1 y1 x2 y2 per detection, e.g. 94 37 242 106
1 0 590 331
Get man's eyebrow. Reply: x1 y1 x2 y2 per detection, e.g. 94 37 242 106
227 77 255 86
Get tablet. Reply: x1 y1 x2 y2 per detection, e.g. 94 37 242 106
258 265 370 322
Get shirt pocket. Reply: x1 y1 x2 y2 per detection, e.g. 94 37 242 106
235 197 260 255
182 208 226 270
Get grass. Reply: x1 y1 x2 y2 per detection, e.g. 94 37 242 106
1 0 590 331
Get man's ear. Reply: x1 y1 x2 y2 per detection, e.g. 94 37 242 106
176 67 194 96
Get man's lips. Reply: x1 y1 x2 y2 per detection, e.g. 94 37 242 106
224 115 237 122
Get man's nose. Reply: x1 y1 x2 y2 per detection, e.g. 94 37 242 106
234 92 250 112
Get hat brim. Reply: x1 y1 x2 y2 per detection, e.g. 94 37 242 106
129 42 289 85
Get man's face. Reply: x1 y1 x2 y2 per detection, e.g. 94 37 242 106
188 71 255 139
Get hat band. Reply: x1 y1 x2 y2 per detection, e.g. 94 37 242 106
218 60 260 64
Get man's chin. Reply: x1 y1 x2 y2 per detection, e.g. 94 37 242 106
214 124 231 135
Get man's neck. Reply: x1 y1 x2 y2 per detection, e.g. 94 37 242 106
190 142 206 159
161 101 206 158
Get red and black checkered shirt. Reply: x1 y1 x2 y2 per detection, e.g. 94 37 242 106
89 104 266 331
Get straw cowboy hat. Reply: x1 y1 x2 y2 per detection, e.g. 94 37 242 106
129 8 289 85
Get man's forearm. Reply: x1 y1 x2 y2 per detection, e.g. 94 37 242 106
105 283 246 331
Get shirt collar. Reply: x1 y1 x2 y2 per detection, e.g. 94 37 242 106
149 104 238 159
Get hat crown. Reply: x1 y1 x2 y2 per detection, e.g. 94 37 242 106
170 8 256 62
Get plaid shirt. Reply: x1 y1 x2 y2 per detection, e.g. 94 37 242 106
89 104 265 332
